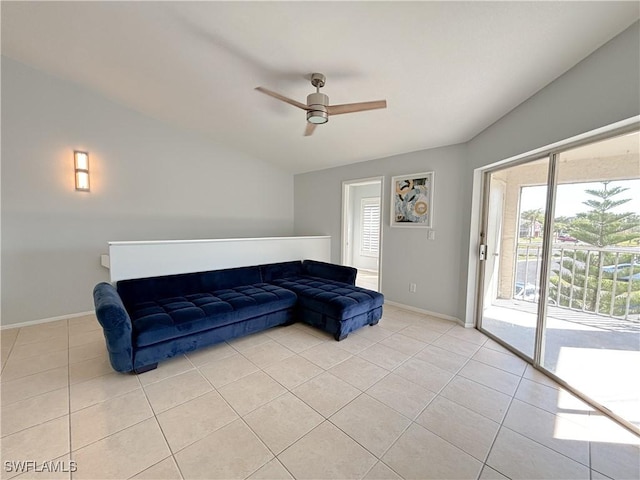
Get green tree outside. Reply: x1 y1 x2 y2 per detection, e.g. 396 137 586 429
548 182 640 319
568 182 639 247
520 208 544 243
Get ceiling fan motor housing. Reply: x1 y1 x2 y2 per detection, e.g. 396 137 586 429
306 92 329 124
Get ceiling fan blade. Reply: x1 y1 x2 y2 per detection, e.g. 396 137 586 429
304 123 317 136
255 87 310 111
327 100 387 116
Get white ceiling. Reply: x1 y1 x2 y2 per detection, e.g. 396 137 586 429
2 2 638 174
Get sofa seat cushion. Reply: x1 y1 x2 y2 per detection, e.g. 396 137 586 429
130 284 297 347
271 276 383 320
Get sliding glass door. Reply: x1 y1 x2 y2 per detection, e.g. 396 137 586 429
541 132 640 429
477 129 640 433
479 157 550 360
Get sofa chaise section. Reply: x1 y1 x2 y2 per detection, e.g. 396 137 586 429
262 261 384 340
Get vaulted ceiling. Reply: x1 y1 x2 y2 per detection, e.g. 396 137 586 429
2 2 638 173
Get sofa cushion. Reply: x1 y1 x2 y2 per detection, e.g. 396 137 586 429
131 283 297 347
271 276 383 320
117 266 263 310
259 261 304 282
303 260 357 285
200 266 262 291
118 272 202 310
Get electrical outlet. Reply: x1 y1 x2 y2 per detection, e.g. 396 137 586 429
428 230 436 240
409 283 417 293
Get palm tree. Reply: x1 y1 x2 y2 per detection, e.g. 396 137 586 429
520 208 544 243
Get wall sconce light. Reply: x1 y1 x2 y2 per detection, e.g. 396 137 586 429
74 150 90 191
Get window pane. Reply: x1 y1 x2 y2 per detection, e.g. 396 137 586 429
361 199 380 256
480 157 550 359
542 131 640 429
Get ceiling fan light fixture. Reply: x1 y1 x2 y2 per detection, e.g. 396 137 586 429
306 92 329 124
307 110 328 124
255 73 387 135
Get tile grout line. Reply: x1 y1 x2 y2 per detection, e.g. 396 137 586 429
1 353 71 385
130 354 200 479
67 320 73 480
181 322 414 477
181 351 284 479
389 341 492 476
1 321 482 438
161 323 594 479
131 363 185 480
498 423 594 472
499 422 593 470
10 312 630 480
0 390 70 440
321 322 474 476
474 372 525 480
364 321 526 478
316 320 502 478
480 369 607 476
589 440 593 480
0 330 19 376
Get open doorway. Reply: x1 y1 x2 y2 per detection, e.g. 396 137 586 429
342 177 383 292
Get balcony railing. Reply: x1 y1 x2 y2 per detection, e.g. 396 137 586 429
515 243 640 321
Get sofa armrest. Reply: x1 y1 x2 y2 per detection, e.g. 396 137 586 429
302 260 357 285
93 282 134 373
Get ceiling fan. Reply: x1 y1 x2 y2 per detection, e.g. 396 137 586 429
255 73 387 136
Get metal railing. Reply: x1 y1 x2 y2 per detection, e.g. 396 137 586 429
515 243 640 321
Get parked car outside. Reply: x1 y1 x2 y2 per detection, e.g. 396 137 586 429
513 281 557 305
602 262 639 274
514 282 538 302
557 234 579 243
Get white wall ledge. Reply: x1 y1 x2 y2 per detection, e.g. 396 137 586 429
106 236 331 282
108 236 330 246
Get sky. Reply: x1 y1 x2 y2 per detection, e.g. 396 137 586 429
520 179 640 218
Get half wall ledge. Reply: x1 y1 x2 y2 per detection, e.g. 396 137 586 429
102 236 332 283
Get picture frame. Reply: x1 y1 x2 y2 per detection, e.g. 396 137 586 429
390 171 434 228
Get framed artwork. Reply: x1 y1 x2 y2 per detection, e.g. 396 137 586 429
390 172 434 228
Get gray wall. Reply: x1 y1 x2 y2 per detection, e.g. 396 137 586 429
3 21 638 327
295 145 466 319
459 20 640 322
1 58 294 326
294 21 640 323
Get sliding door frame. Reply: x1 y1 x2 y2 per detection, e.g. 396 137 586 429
475 118 640 436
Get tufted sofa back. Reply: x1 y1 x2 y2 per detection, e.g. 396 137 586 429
117 265 263 310
115 260 355 313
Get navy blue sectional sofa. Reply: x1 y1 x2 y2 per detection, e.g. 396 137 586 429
93 260 384 373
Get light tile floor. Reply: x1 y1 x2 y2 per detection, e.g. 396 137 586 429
1 305 639 480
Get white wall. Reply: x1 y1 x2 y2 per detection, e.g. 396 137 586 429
107 237 330 282
295 145 466 319
294 21 640 323
1 58 294 326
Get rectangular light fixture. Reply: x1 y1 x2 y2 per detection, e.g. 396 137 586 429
74 150 90 191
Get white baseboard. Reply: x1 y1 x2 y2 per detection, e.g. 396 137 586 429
384 301 465 327
1 311 95 330
1 303 464 330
